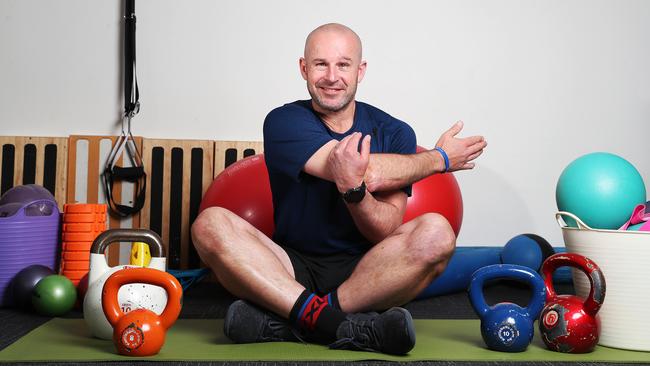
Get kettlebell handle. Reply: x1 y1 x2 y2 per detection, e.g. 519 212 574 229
541 253 606 316
102 267 183 330
469 264 546 318
91 229 165 257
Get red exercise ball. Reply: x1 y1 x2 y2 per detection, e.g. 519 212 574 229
199 155 275 237
199 148 463 237
403 146 463 235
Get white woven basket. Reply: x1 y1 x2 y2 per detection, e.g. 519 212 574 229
556 211 650 352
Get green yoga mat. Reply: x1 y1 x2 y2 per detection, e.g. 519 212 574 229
1 318 650 362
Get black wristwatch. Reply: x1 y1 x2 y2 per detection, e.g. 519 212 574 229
342 181 366 203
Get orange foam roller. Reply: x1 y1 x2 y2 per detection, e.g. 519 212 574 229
62 270 88 281
62 242 93 252
63 212 107 223
63 222 107 232
64 203 107 214
62 232 103 242
61 260 90 271
63 251 90 261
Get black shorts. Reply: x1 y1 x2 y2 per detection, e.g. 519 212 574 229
283 246 364 295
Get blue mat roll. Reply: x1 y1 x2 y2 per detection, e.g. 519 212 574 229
416 246 572 299
416 247 501 299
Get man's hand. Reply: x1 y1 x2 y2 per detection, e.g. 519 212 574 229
435 121 487 171
327 132 371 193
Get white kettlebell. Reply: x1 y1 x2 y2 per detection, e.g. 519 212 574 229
83 229 168 340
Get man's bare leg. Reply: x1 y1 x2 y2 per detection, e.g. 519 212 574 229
191 206 304 318
337 213 456 313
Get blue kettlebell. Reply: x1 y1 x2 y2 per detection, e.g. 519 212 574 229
469 264 546 352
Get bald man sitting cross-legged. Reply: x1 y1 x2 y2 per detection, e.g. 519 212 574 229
192 23 487 355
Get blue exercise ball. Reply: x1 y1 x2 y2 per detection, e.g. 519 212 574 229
556 152 646 229
501 234 554 272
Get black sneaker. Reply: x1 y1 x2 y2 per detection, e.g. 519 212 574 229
329 307 416 355
223 300 302 343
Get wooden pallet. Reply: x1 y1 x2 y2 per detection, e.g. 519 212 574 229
2 135 266 271
0 136 67 210
67 135 143 266
139 138 214 269
214 140 264 174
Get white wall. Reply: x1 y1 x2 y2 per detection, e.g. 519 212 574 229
1 0 649 246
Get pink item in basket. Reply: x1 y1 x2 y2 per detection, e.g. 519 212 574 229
619 201 650 231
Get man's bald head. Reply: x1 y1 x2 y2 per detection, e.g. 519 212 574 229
299 23 367 114
304 23 363 62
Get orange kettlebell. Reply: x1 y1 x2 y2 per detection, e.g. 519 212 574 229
102 267 183 356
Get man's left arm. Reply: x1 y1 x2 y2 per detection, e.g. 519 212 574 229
326 132 410 243
345 189 407 244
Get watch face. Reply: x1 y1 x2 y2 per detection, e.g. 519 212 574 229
343 182 366 203
345 190 363 203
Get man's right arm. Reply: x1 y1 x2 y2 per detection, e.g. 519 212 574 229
304 121 487 192
305 141 444 190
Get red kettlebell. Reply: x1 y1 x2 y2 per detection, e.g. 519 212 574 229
102 267 183 356
538 253 606 353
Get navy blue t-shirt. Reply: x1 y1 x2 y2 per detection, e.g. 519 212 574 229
263 100 416 255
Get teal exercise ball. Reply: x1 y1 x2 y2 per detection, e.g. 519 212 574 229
556 152 646 229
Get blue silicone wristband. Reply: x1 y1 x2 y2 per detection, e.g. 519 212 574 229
434 147 450 172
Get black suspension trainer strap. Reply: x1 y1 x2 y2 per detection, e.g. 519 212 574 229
124 0 139 117
102 0 146 218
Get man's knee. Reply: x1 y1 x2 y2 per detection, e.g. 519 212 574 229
191 206 236 253
408 213 456 265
